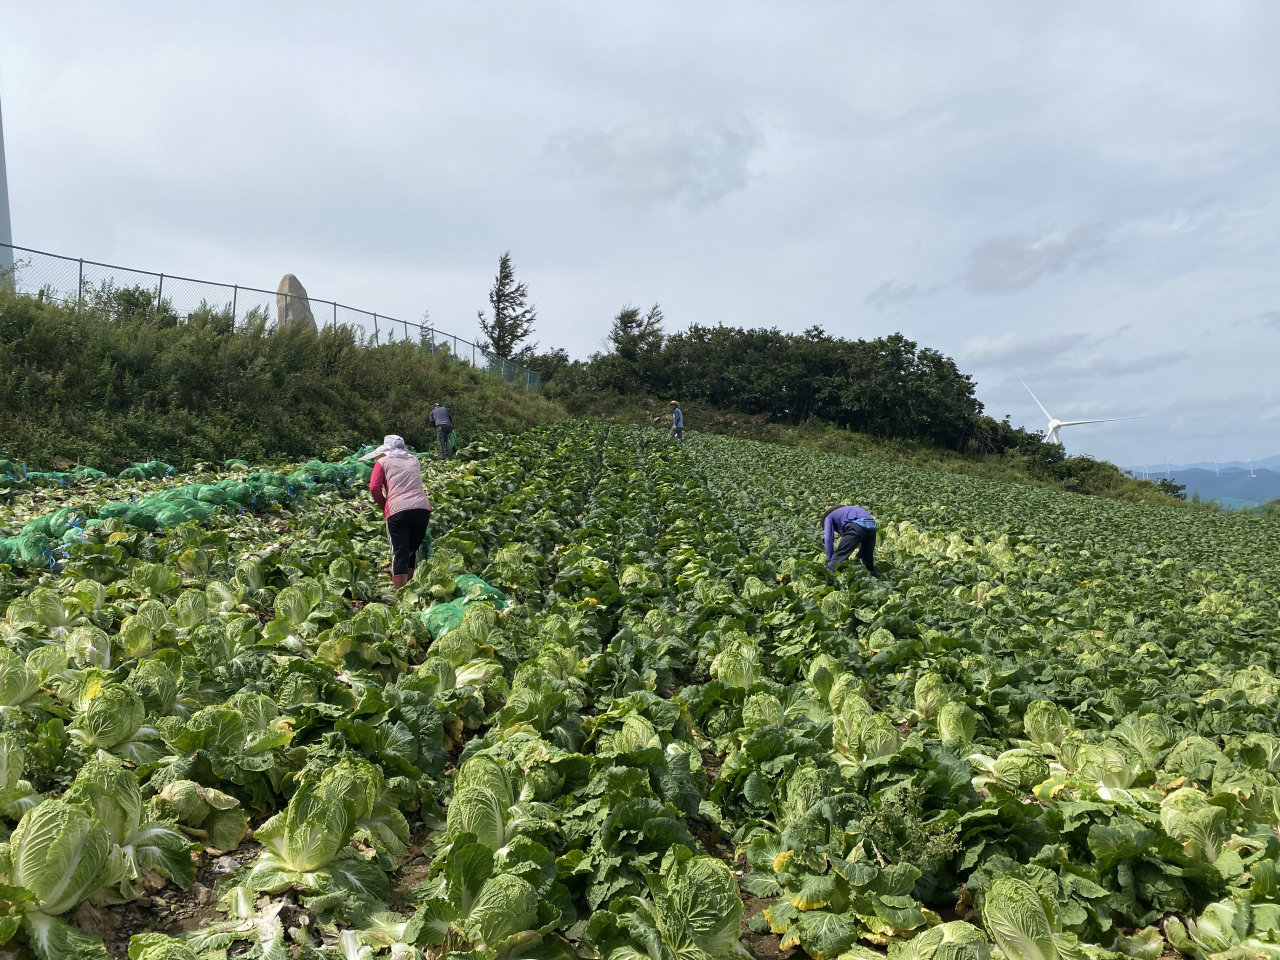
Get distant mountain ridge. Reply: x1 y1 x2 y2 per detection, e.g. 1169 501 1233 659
1127 454 1280 474
1134 466 1280 506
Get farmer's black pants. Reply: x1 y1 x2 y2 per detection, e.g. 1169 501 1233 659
387 508 431 575
436 425 453 460
829 523 877 575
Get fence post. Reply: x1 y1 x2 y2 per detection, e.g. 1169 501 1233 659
156 274 164 316
77 259 84 311
373 313 379 344
332 301 337 332
232 285 238 324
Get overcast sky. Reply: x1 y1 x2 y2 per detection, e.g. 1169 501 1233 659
2 2 1277 465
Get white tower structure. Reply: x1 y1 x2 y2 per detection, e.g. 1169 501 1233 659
0 92 12 278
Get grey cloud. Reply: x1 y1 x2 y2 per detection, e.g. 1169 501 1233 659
865 279 947 313
959 332 1090 368
1090 351 1190 378
964 224 1108 296
544 116 761 211
5 3 1280 465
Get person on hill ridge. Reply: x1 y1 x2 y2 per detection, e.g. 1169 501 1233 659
429 402 455 459
823 504 880 577
363 435 432 590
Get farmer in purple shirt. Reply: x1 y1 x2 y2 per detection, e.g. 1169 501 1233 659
823 505 880 576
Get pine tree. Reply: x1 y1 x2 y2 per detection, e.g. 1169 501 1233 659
607 302 665 362
477 252 538 360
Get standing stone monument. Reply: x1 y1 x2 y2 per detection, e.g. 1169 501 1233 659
0 93 14 279
276 273 317 330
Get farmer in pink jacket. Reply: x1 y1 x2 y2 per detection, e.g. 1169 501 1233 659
362 435 432 590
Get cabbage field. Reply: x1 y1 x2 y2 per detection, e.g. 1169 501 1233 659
0 424 1278 960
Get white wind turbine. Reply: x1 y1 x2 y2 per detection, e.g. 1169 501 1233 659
1021 382 1143 446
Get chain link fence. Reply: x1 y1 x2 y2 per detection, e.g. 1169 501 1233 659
0 241 540 390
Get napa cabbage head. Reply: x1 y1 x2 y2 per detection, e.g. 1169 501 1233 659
806 654 842 704
645 845 747 960
1072 743 1142 789
1160 788 1230 863
938 702 977 749
1022 701 1071 749
602 715 662 754
742 693 783 731
446 788 511 852
854 714 902 763
913 673 950 720
1164 899 1265 958
827 673 865 717
890 920 989 960
710 643 761 690
781 765 830 825
1 799 114 916
321 758 411 858
70 685 145 750
462 873 539 950
982 877 1057 960
0 735 40 820
63 755 196 897
834 693 874 753
970 750 1049 793
251 780 353 876
0 650 41 711
455 755 518 808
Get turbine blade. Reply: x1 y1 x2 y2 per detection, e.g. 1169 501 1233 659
1020 380 1054 421
1055 416 1145 426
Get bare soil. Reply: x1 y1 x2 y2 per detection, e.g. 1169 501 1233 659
77 840 263 958
739 894 807 960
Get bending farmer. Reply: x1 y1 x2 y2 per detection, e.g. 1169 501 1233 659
823 505 880 577
363 435 432 590
430 403 454 460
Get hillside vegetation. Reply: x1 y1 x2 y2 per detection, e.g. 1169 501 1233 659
1 287 1185 508
529 317 1187 507
0 287 563 470
556 393 1186 507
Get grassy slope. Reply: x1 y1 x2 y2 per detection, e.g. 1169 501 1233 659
0 289 567 470
554 391 1190 508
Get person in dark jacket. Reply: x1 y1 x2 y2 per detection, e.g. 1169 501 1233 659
823 505 880 576
429 403 454 459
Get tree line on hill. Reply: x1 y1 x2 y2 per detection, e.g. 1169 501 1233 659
521 303 1059 458
471 255 1170 498
475 257 1019 453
